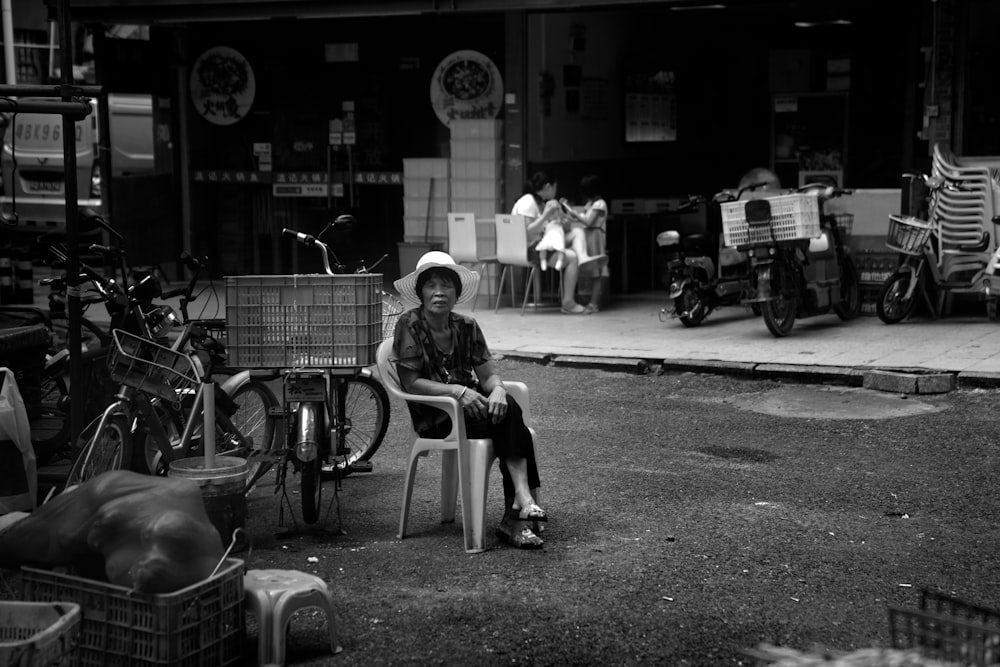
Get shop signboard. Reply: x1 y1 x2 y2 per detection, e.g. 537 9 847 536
430 50 503 127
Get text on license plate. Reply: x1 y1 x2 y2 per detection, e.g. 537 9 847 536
25 181 64 194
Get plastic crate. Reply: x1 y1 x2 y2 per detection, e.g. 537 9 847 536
0 601 81 667
886 214 934 256
21 559 244 667
721 193 822 247
225 274 382 368
888 589 1000 666
834 212 854 237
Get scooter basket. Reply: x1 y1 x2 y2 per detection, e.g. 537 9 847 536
885 214 933 256
721 193 821 247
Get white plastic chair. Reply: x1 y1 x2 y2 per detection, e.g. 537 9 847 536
447 212 499 310
375 338 538 554
494 213 562 314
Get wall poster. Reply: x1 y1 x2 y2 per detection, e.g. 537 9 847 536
624 70 676 143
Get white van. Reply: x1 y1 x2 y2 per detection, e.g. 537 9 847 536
0 93 154 231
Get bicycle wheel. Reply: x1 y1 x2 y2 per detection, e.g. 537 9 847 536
65 414 132 488
323 375 389 478
295 404 323 525
133 400 184 475
877 270 920 324
226 379 279 491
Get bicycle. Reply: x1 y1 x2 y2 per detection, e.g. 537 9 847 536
877 171 1000 323
233 215 402 528
59 228 280 490
130 251 281 485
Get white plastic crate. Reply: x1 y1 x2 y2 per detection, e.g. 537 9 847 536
402 158 449 180
450 138 502 160
450 196 500 219
225 275 382 368
404 215 447 240
451 178 501 200
721 193 822 247
449 119 502 140
403 178 450 200
451 158 501 181
404 197 450 220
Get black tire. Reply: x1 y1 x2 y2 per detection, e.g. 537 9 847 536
227 380 279 491
673 287 710 327
761 260 797 337
30 366 71 462
833 253 861 321
133 400 184 475
300 457 322 525
65 414 132 488
763 296 796 337
877 270 920 324
323 375 390 479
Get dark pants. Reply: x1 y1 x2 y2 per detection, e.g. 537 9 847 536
420 397 540 509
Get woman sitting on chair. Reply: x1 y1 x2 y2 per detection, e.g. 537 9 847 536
391 251 547 549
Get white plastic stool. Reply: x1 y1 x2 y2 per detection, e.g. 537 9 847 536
244 569 342 666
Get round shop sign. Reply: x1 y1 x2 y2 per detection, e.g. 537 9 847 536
430 49 503 127
190 46 256 125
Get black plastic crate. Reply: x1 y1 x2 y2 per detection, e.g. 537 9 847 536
888 589 1000 666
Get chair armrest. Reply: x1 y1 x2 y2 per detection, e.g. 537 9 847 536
392 387 468 442
501 381 531 424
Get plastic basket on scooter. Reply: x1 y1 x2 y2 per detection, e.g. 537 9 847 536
885 214 933 256
108 329 202 403
720 193 821 247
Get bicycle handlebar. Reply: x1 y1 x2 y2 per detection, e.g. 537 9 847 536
283 227 335 275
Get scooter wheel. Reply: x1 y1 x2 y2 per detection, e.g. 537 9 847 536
674 288 710 327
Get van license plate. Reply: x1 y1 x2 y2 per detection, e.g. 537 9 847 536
25 181 63 194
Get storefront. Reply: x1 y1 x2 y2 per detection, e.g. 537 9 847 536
62 0 998 289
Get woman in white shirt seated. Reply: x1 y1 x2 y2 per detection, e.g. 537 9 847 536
510 171 593 314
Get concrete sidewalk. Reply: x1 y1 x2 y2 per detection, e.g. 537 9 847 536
464 292 1000 389
24 270 1000 389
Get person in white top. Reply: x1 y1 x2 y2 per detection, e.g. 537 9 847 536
559 175 610 313
510 171 604 314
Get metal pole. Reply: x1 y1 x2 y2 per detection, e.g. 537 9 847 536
56 0 84 448
2 0 15 85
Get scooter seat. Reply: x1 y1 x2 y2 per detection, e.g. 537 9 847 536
808 232 831 255
681 234 714 255
718 245 747 268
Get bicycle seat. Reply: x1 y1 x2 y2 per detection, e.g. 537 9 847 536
334 214 356 227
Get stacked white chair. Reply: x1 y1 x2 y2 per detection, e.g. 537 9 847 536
930 144 1000 299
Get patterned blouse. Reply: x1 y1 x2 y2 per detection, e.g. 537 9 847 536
391 307 493 433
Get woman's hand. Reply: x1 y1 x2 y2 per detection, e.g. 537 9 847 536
486 386 507 424
457 386 489 421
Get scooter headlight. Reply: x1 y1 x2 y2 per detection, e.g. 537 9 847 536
296 441 318 462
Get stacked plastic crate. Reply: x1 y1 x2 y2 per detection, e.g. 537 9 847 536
402 158 450 245
449 120 503 301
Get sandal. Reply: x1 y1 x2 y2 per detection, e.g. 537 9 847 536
511 503 548 522
583 303 600 314
560 304 586 315
495 522 544 549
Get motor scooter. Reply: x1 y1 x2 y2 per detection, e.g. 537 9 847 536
656 184 775 326
723 184 860 337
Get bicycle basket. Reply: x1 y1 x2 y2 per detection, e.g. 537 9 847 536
108 329 201 403
382 291 405 341
886 214 933 256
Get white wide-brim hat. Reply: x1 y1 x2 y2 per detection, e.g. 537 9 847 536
393 251 479 306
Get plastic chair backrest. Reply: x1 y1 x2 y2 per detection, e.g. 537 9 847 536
376 338 402 396
494 214 533 267
447 212 479 264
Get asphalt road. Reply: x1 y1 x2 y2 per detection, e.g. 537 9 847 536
217 359 1000 666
